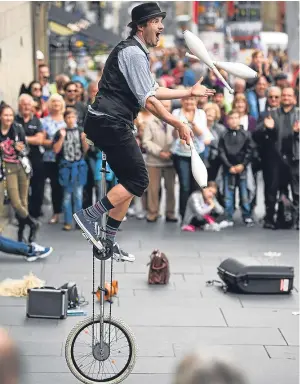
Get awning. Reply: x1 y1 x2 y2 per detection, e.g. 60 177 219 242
48 5 120 47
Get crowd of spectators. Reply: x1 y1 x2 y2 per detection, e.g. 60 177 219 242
0 44 299 249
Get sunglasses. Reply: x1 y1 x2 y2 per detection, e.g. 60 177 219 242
268 95 280 99
33 87 42 91
67 89 77 93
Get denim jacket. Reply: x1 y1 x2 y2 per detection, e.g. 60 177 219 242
58 158 88 192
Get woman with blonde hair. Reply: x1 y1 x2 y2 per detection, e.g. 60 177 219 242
41 94 66 224
231 93 257 133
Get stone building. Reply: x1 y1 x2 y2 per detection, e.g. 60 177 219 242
0 1 48 109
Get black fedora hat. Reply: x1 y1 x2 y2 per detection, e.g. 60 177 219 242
127 2 166 28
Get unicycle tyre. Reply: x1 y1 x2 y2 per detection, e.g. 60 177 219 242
65 315 137 384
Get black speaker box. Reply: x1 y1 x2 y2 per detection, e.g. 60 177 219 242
26 287 68 319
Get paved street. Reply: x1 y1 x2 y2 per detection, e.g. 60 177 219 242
0 187 299 384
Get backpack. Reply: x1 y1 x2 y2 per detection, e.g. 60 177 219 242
147 250 170 285
276 194 294 229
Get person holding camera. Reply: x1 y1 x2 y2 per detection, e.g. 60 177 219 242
0 105 39 243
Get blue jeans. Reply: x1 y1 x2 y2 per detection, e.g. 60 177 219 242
0 235 30 256
63 185 83 225
173 154 204 218
224 172 251 221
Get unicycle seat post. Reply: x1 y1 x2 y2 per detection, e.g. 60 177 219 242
99 151 108 349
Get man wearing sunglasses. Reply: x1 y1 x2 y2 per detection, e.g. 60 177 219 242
257 86 281 123
64 81 86 127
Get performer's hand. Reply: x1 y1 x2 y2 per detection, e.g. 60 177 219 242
191 77 216 98
229 166 236 174
264 115 275 129
177 122 193 145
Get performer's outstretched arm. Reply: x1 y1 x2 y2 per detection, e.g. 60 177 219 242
155 86 192 100
155 77 215 100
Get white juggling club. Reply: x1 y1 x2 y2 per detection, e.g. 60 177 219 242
189 139 208 188
183 30 234 94
185 52 257 79
180 120 208 188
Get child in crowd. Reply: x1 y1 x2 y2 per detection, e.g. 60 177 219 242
218 110 254 226
53 109 89 230
182 181 225 232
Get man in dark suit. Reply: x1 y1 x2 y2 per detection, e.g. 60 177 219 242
253 87 299 229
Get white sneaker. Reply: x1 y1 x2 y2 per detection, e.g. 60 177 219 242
25 243 53 262
204 223 220 231
219 220 234 229
136 212 145 220
244 217 254 227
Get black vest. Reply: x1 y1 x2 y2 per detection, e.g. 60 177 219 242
92 37 148 124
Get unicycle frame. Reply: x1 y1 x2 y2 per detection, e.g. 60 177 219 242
65 153 137 383
97 152 108 350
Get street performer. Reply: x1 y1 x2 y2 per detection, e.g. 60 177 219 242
74 2 215 261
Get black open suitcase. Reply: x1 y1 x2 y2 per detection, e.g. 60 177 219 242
217 258 294 294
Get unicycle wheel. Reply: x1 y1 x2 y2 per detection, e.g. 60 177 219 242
65 315 137 384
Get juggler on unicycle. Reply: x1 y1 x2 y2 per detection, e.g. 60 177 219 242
65 3 215 383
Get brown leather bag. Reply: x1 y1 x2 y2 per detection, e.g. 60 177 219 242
147 249 170 285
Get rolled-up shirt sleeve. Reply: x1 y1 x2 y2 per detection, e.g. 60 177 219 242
118 46 157 108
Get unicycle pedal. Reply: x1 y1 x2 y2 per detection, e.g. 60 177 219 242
80 231 112 261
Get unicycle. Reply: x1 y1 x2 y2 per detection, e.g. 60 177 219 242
65 152 137 383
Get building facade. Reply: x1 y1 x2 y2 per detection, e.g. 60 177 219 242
0 2 35 108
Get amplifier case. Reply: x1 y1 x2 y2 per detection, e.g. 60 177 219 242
26 288 68 319
217 258 294 294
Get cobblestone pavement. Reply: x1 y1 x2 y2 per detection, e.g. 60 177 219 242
0 187 299 384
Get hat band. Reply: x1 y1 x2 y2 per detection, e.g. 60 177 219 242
131 12 166 25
